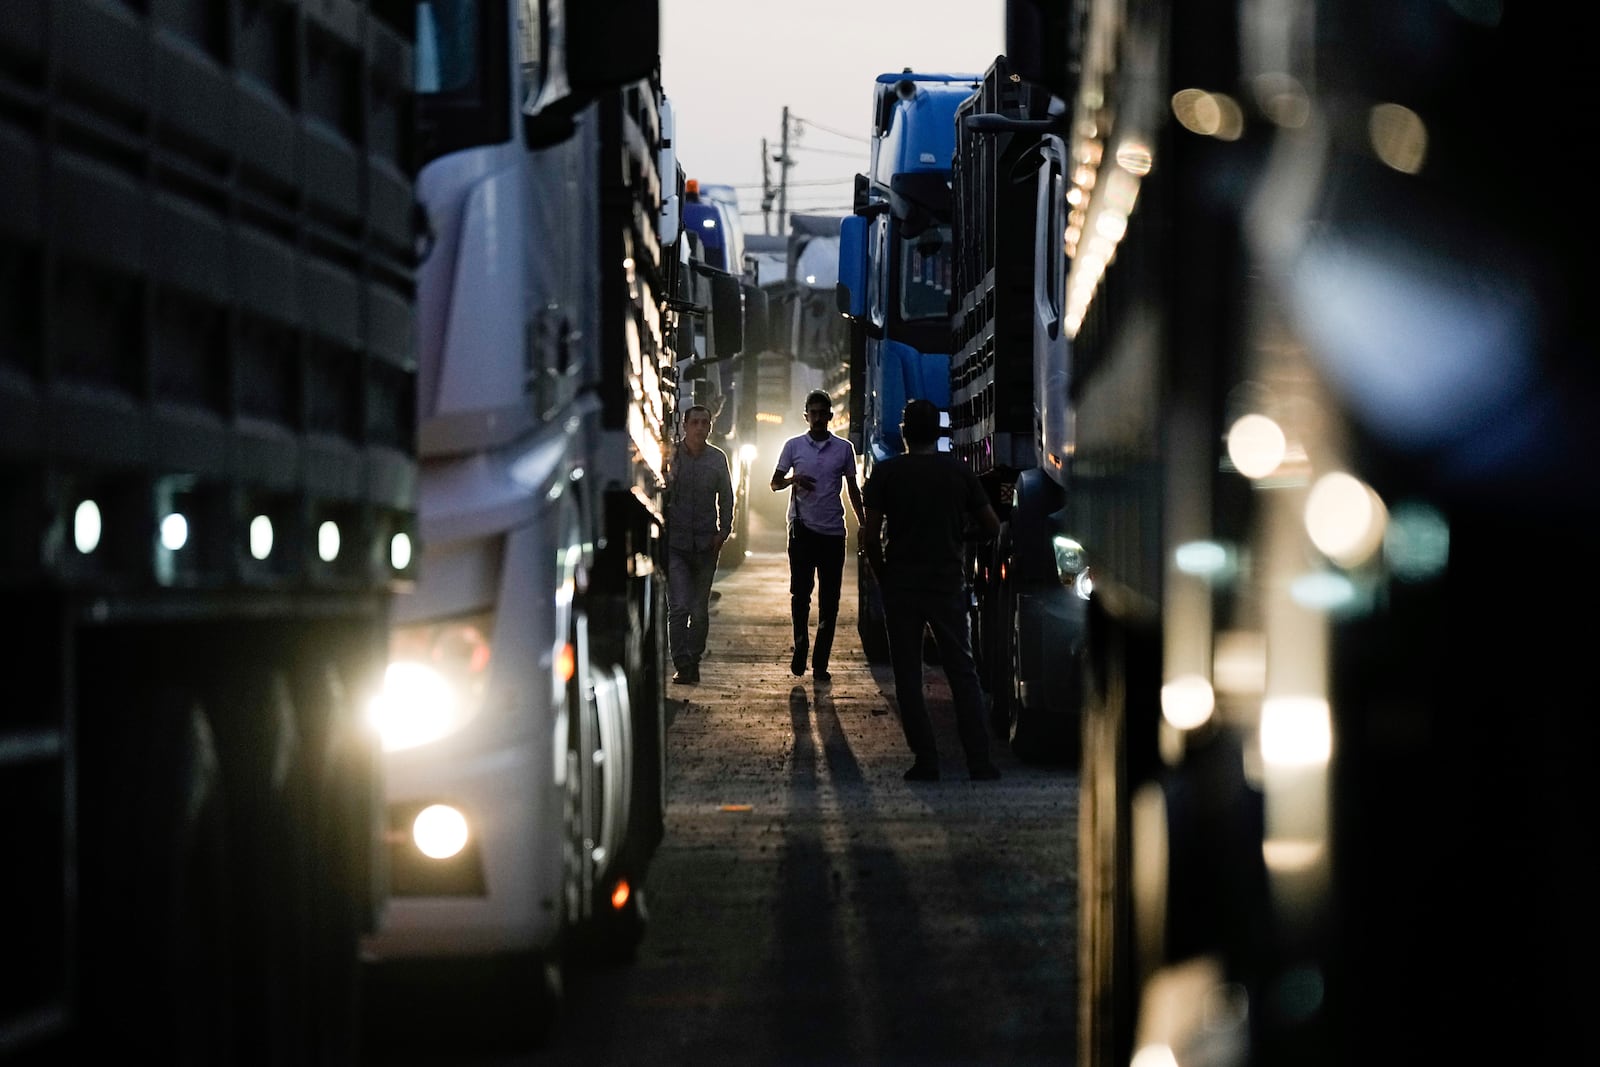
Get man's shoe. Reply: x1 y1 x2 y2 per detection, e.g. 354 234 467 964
903 762 940 782
813 668 831 684
969 763 1002 781
790 641 807 677
672 662 698 685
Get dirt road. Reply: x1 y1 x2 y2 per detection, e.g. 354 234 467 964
371 505 1079 1065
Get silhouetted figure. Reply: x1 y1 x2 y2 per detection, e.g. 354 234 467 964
861 399 1002 781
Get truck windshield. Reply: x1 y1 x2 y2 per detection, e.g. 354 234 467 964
413 0 518 165
900 226 953 322
416 1 478 94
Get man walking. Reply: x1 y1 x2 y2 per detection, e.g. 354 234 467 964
861 399 1002 781
666 404 733 685
771 389 864 682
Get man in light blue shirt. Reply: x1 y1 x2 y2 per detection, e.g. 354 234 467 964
770 389 864 682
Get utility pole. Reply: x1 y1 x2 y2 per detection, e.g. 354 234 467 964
760 137 774 235
775 106 793 235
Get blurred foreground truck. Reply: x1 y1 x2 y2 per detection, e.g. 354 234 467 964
1 0 417 1061
359 0 696 1037
672 178 767 571
1004 1 1600 1064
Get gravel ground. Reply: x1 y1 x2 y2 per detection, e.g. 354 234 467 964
370 505 1080 1066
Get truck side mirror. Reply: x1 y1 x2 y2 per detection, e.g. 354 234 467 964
836 215 867 320
658 98 682 247
523 0 659 147
741 283 770 354
711 273 744 358
567 0 658 93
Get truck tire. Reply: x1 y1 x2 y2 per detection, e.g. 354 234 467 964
303 656 377 1064
204 658 320 1066
80 666 233 1065
1077 607 1135 1067
1079 599 1162 1067
857 560 892 664
582 569 659 965
980 527 1015 741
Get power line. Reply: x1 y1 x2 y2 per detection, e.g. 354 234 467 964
791 145 868 159
740 206 851 218
729 177 855 190
789 115 869 143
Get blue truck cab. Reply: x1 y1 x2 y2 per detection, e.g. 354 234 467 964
838 71 981 467
838 70 981 661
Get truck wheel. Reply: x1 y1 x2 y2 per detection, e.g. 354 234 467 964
985 528 1015 741
581 575 657 966
305 658 376 1064
82 675 233 1064
203 663 320 1065
561 725 587 939
1078 608 1135 1067
584 664 648 966
561 699 647 967
1008 588 1075 765
857 562 891 663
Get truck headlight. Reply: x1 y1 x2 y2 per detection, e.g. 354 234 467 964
1052 535 1093 601
1052 535 1086 583
368 614 494 752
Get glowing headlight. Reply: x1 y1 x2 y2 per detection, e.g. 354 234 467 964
413 804 470 860
368 615 493 752
1052 535 1086 585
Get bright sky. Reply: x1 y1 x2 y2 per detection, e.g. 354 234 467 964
659 0 1004 236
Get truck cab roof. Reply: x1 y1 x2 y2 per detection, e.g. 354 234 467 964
871 72 983 185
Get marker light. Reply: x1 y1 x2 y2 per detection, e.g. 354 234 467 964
160 513 188 551
390 532 413 571
74 500 102 555
250 515 274 560
318 520 341 562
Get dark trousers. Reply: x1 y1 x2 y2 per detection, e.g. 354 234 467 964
667 543 719 666
882 584 992 771
787 521 845 671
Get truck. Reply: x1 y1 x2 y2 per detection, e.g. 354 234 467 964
359 0 680 1034
948 55 1085 763
754 212 850 519
1003 0 1600 1064
836 69 982 661
1 0 416 1060
673 178 767 569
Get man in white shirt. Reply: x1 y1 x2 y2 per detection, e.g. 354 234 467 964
770 389 865 682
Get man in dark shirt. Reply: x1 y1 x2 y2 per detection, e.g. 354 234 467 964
666 404 734 685
861 399 1002 781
